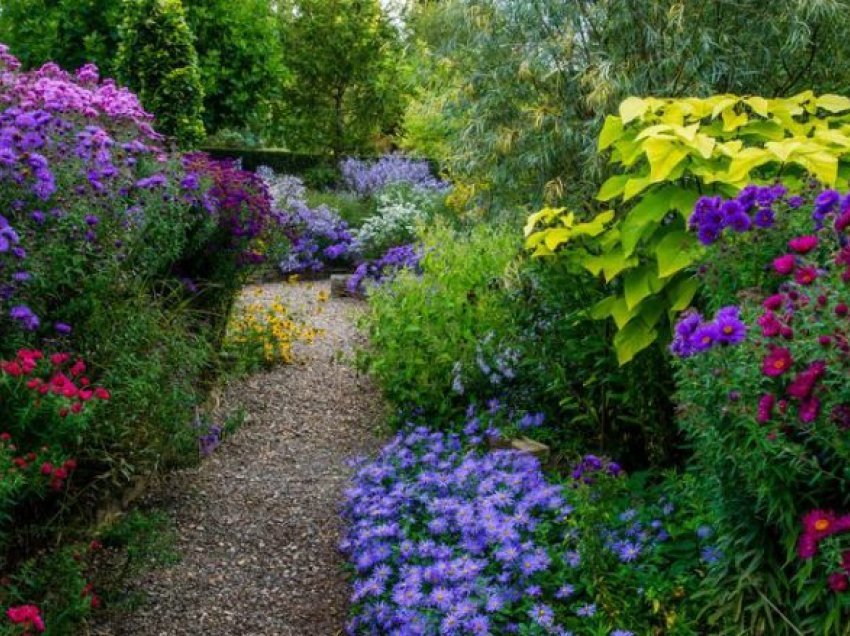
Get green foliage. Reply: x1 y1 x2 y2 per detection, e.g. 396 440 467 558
275 0 410 155
359 222 520 418
403 0 850 210
506 259 678 467
183 0 286 136
118 0 206 147
527 93 850 364
0 0 123 75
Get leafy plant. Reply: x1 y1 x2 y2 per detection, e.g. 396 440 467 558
526 92 850 363
118 0 206 147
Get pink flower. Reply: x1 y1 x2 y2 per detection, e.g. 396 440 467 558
828 572 849 592
757 394 775 423
788 234 818 254
788 235 819 254
762 347 793 377
787 361 826 400
799 396 821 423
798 533 818 559
773 254 796 275
6 605 45 632
794 266 818 285
757 311 782 337
803 509 839 540
763 294 785 310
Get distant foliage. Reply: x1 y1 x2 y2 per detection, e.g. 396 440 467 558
118 0 206 147
183 0 286 136
404 0 850 209
275 0 410 155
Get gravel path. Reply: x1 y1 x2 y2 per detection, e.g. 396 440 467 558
94 280 384 636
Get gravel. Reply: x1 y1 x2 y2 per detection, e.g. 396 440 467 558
92 280 385 636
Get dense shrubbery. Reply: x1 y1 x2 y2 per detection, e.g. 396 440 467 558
0 44 280 631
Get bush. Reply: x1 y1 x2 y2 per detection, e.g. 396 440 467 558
526 92 850 364
0 43 277 630
355 184 437 259
118 0 206 147
673 186 850 632
359 222 519 419
342 417 717 635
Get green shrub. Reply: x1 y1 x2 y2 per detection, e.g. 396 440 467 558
359 222 520 419
118 0 206 147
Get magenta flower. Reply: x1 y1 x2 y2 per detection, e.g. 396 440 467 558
773 254 796 275
762 347 793 377
788 235 819 254
794 265 818 285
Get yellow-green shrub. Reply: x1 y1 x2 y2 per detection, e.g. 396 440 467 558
526 92 850 363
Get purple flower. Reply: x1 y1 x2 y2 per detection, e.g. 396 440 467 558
9 304 39 330
576 603 597 617
54 322 72 335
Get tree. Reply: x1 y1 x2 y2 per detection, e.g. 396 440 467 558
117 0 206 147
404 0 850 211
0 0 122 75
183 0 286 138
276 0 411 156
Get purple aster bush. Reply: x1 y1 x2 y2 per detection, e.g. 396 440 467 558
689 184 788 245
258 169 357 275
342 423 716 634
670 306 746 358
340 153 449 197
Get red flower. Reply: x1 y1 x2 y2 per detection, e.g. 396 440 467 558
762 347 793 376
773 254 796 275
837 303 849 317
828 572 849 592
842 551 850 572
794 266 818 285
836 210 850 232
788 235 819 254
820 335 833 347
69 360 86 377
5 605 45 632
49 353 70 366
40 462 53 476
0 433 10 442
94 388 110 400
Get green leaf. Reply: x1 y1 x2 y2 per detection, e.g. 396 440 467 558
816 94 850 113
620 188 675 255
598 115 624 150
656 230 700 277
597 174 630 201
589 295 617 320
614 318 658 365
666 275 699 311
624 266 652 310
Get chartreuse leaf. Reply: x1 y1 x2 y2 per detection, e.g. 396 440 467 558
572 211 615 238
589 295 617 320
725 147 773 183
598 115 624 150
623 175 653 200
666 275 699 311
613 317 658 365
582 249 638 281
656 229 701 277
817 94 850 113
642 138 689 183
543 227 572 251
620 97 648 124
609 296 637 329
620 188 674 255
745 96 769 117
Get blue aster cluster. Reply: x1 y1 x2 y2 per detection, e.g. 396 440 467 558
341 426 583 635
689 184 794 245
340 154 449 197
347 243 424 294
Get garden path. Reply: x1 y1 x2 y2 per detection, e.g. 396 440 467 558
94 280 384 636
